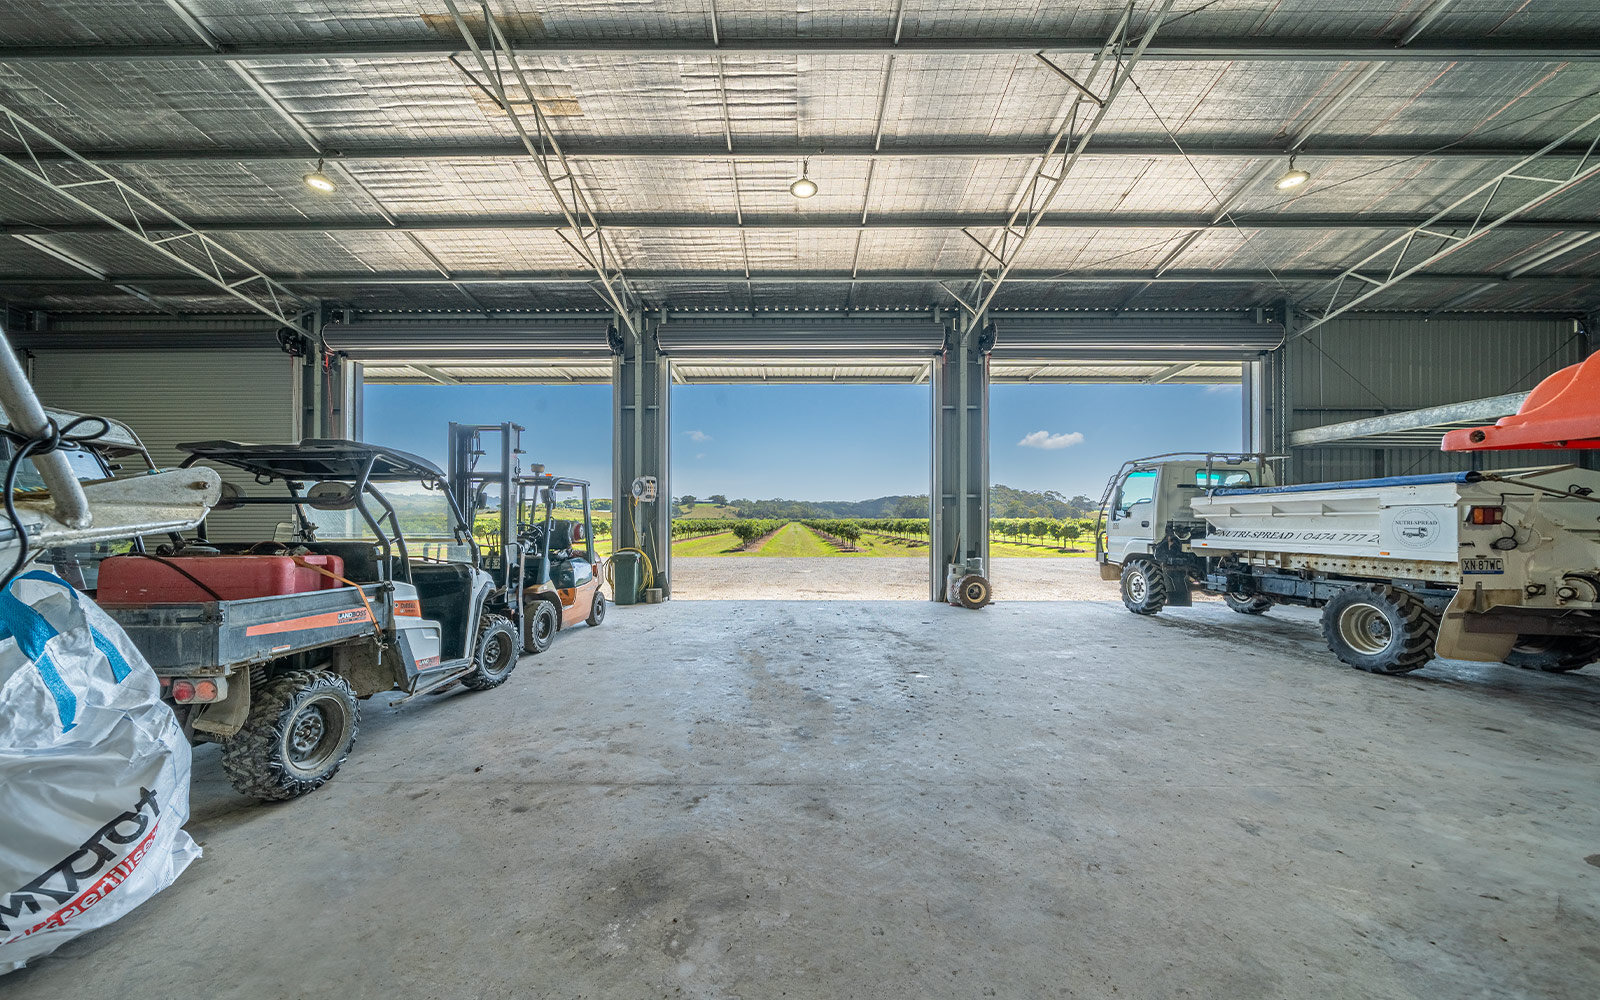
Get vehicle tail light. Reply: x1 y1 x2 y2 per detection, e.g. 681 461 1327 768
168 677 225 704
1468 506 1505 525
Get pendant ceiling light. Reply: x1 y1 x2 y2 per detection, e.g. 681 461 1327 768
1275 155 1310 191
789 157 818 199
303 158 336 193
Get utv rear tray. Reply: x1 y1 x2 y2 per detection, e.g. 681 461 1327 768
103 586 389 674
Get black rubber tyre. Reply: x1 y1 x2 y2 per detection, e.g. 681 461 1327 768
1320 586 1436 675
461 614 518 690
525 600 559 655
1223 592 1274 615
1120 559 1167 615
221 669 359 802
586 590 606 627
1503 635 1600 673
955 573 992 609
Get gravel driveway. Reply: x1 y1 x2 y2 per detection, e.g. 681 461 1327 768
668 555 1121 601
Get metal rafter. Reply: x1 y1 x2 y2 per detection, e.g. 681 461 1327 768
0 37 1595 64
0 102 298 325
442 0 639 337
16 212 1593 236
9 269 1589 290
962 0 1177 318
1301 106 1600 333
17 141 1591 166
12 233 176 314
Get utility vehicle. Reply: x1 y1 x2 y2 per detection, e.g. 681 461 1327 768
96 439 518 801
1096 452 1600 675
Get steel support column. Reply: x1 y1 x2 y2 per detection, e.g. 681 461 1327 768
1242 359 1265 453
297 308 326 440
1263 305 1296 483
930 312 989 601
612 313 672 598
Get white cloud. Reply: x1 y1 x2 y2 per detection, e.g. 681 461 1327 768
695 452 706 460
1018 430 1084 451
1205 384 1241 394
686 429 713 442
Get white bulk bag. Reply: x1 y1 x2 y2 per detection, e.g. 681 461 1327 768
0 570 199 974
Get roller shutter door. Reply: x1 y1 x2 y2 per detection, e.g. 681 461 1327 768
27 348 298 541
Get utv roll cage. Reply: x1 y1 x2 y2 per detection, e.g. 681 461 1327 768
176 439 479 585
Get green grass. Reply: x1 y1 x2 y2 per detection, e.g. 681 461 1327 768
750 522 835 557
847 532 926 557
671 530 745 556
676 503 740 518
987 538 1092 558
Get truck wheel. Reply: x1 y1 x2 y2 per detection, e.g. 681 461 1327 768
586 591 606 627
1320 586 1436 675
525 600 559 655
221 669 359 801
1224 592 1273 615
1120 559 1167 615
1503 635 1600 673
462 615 518 690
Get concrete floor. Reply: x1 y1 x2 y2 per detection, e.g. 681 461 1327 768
10 600 1599 999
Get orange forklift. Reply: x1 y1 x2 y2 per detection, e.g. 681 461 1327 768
448 423 605 654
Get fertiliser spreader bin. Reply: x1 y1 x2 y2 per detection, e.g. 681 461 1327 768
1097 452 1600 676
97 440 522 801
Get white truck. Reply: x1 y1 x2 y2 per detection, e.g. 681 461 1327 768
1095 453 1600 675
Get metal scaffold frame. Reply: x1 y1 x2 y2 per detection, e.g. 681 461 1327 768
959 0 1177 320
0 102 300 326
1299 106 1600 334
443 0 641 340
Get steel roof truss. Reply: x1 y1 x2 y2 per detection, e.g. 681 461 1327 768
1301 107 1600 333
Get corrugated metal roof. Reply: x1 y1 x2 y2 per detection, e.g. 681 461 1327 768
0 1 1592 318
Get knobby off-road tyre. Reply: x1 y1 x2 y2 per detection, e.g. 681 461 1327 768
462 614 518 691
1503 635 1600 673
1320 586 1437 675
586 590 606 627
1224 592 1274 615
954 573 992 609
525 600 559 655
1120 559 1167 615
222 669 360 801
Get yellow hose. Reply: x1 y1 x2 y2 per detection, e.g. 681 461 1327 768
601 494 655 596
605 547 654 592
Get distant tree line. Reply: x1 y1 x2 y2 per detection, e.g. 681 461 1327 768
673 484 1098 521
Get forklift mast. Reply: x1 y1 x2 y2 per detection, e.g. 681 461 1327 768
446 422 525 576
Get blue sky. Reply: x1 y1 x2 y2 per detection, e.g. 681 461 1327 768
364 382 1243 502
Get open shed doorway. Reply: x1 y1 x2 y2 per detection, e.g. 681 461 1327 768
360 381 614 561
986 380 1244 601
669 383 930 600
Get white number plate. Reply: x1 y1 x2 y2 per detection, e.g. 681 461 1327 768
1462 557 1504 574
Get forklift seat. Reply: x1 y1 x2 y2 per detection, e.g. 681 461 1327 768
551 557 594 590
545 520 592 589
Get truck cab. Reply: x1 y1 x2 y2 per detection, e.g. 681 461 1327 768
1099 454 1274 568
